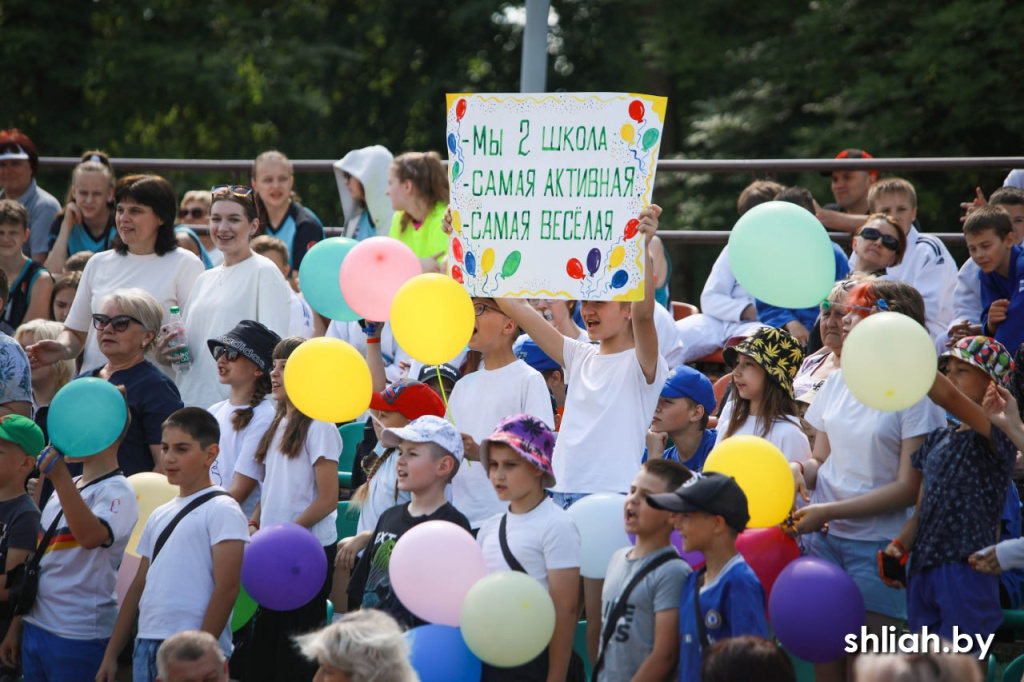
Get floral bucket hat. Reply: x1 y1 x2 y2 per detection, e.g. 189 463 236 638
940 336 1014 387
480 414 556 488
723 326 805 397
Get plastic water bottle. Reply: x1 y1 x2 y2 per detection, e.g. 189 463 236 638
166 306 191 374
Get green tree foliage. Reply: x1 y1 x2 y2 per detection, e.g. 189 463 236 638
2 0 1020 300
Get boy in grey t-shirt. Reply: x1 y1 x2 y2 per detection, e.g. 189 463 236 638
595 460 692 681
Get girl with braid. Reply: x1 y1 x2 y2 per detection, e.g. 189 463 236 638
205 320 280 518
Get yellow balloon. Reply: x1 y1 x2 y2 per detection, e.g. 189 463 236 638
284 338 372 422
461 572 555 667
620 123 635 143
481 247 495 274
704 436 795 528
841 312 937 411
609 246 625 269
391 274 475 365
126 472 177 556
452 210 462 234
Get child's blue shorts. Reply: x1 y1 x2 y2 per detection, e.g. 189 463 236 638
21 620 108 682
804 531 907 620
908 563 1002 649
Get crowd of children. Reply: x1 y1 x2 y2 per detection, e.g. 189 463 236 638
1 127 1024 681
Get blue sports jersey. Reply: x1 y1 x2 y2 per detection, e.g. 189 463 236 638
48 218 116 256
678 554 769 682
642 429 717 471
265 202 323 270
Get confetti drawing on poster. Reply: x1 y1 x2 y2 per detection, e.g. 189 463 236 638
445 92 667 301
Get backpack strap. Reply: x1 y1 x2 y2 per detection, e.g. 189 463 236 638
498 514 527 573
151 490 229 562
591 551 682 681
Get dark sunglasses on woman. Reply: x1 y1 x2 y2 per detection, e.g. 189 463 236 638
91 314 142 332
857 227 900 252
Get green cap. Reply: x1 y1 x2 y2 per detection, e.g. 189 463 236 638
0 415 45 458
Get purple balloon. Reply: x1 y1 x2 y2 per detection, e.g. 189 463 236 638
628 531 705 569
242 523 327 611
586 248 601 276
769 557 865 663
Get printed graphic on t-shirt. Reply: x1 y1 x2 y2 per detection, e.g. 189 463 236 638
604 601 637 643
362 532 398 608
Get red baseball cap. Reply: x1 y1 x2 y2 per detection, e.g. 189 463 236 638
368 380 446 420
829 148 878 179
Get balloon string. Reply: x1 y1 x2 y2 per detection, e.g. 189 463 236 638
435 366 466 466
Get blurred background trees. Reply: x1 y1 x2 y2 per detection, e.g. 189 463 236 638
2 0 1020 299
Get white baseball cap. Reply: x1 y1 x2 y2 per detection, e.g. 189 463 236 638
380 415 464 463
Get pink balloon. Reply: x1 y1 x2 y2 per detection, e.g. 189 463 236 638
338 237 421 321
389 520 487 626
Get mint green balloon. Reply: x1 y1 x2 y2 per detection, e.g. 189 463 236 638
727 202 836 309
641 128 659 151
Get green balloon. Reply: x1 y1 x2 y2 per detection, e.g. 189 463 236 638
641 128 659 151
453 161 461 178
727 202 836 309
232 587 258 632
502 250 522 278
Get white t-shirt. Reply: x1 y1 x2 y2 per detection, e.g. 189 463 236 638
552 337 668 494
447 359 555 528
715 401 812 463
355 442 411 535
136 486 249 655
805 369 945 541
64 248 205 375
208 398 275 516
653 303 684 368
236 418 342 546
176 254 292 408
290 291 316 339
476 498 580 589
26 474 139 640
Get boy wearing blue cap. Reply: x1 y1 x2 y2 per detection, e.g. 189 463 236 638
515 338 566 429
645 366 718 471
647 472 768 682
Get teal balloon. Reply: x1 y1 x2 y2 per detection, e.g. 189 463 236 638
502 250 522 278
453 161 461 178
728 202 836 309
641 128 660 151
49 378 128 457
298 237 361 321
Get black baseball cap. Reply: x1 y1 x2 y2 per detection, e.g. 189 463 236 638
646 472 750 533
417 364 461 387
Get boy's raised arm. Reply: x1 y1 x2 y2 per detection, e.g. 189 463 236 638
632 205 662 384
494 298 567 367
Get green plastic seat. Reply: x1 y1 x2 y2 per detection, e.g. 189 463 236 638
573 621 592 680
337 422 364 489
336 501 360 541
1004 653 1024 682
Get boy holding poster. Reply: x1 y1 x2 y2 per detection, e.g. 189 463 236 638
488 204 667 659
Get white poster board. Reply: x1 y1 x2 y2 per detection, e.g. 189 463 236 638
445 92 667 300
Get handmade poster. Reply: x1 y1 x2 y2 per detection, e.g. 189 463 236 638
445 92 667 301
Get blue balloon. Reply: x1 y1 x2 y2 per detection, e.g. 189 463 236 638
465 251 477 276
611 269 629 289
298 237 361 321
405 625 481 682
49 378 128 457
447 133 458 154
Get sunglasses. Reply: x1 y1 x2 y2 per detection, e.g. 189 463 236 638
213 346 241 362
181 207 207 220
857 227 900 251
820 298 890 315
211 184 255 199
91 314 143 332
473 303 504 317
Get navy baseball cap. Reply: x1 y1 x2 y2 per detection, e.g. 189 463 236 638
661 366 716 416
516 339 560 373
646 472 750 533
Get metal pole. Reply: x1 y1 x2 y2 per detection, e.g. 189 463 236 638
520 0 550 93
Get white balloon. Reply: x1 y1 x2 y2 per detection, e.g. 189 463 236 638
567 493 631 579
841 312 937 412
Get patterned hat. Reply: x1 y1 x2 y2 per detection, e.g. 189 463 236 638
380 415 464 463
480 414 556 488
723 327 805 397
206 320 281 374
940 336 1014 387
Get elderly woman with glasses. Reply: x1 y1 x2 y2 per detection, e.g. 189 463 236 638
88 288 183 475
159 184 291 408
27 174 204 376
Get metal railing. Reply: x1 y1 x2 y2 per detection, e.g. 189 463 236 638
41 154 1014 246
